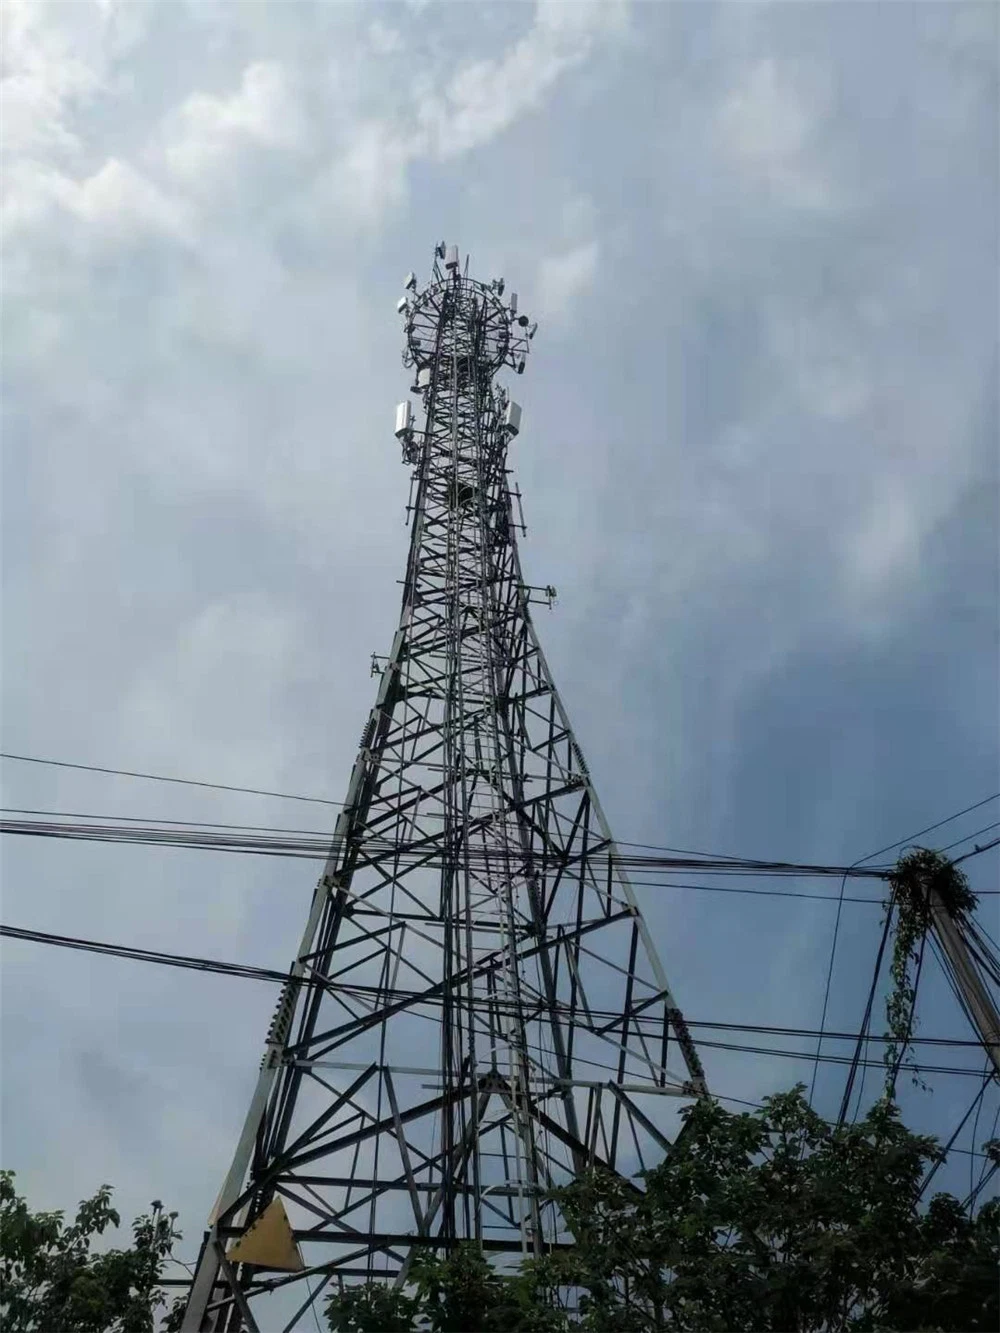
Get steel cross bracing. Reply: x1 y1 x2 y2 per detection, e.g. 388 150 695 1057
182 246 706 1331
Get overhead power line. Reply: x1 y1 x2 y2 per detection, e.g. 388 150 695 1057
0 751 343 808
807 796 1000 1110
954 835 1000 865
3 813 998 910
847 793 1000 867
937 822 1000 855
917 1071 996 1201
4 752 995 866
0 923 986 1053
0 807 338 836
0 812 906 880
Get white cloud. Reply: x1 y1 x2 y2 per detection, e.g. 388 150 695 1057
416 0 628 159
536 0 629 42
70 157 191 239
279 3 628 237
143 3 623 237
368 19 402 56
843 480 921 605
537 239 600 321
2 155 190 246
0 0 105 157
1 2 185 245
715 57 835 210
328 119 413 225
162 60 306 185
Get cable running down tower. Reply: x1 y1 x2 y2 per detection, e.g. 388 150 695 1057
182 244 706 1331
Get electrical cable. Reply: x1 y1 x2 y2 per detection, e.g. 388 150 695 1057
4 810 998 907
846 793 1000 865
963 921 1000 988
973 1098 1000 1204
808 799 1000 1114
969 1061 988 1212
936 822 1000 855
10 811 1000 913
0 923 985 1052
0 752 343 807
837 891 895 1127
846 900 898 1128
3 752 994 866
1 807 341 836
809 863 850 1109
963 1160 999 1212
953 835 1000 865
0 813 908 881
975 918 1000 955
0 847 897 911
916 1071 994 1202
6 755 997 1173
926 932 987 1063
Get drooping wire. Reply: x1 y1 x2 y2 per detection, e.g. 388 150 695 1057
808 865 851 1109
916 1070 994 1203
836 889 896 1127
968 1062 989 1214
967 1097 1000 1212
963 1158 999 1212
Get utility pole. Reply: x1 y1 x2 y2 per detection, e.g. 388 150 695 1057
928 888 1000 1080
181 245 705 1331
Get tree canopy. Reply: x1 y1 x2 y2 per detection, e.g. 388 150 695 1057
0 1171 181 1333
325 1085 999 1333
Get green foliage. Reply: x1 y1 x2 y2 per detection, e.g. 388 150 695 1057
325 1087 998 1333
884 1194 1000 1333
884 849 977 1094
325 1245 566 1333
410 1243 510 1332
547 1086 998 1332
324 1278 420 1332
0 1171 180 1333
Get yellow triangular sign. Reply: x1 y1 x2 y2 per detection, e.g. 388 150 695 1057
226 1197 303 1272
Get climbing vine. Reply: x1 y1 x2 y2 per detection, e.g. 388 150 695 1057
883 848 977 1097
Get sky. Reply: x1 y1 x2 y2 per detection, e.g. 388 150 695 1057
2 0 998 1285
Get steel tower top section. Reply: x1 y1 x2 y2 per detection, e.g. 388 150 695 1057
392 243 535 472
399 242 536 380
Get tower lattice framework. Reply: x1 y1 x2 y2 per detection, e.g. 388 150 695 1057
183 246 706 1331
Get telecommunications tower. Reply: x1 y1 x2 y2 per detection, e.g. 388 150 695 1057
182 245 706 1330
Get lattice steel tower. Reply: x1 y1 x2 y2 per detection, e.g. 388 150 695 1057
182 245 706 1331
